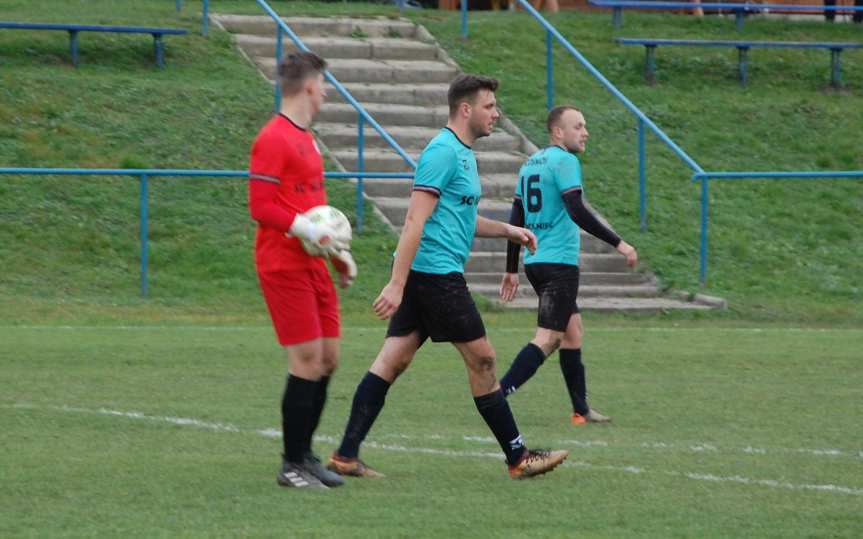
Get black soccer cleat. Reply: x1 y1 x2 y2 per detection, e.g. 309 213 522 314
277 461 329 489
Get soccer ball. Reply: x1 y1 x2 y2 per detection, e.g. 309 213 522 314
300 205 352 257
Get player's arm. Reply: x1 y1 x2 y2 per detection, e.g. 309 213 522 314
475 215 537 253
372 190 439 320
248 133 338 251
562 189 637 267
500 198 525 302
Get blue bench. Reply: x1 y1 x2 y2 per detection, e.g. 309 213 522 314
589 1 863 30
0 22 188 68
615 38 863 87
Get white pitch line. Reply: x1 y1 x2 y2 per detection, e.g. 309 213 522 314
6 403 862 497
1 325 862 334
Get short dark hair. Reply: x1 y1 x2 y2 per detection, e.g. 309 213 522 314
547 105 581 132
447 74 499 116
277 51 327 96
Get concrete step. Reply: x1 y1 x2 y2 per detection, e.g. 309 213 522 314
503 296 714 312
333 149 524 174
213 14 419 39
465 272 655 286
323 82 448 106
314 123 522 152
372 197 515 225
465 252 631 273
235 34 439 61
468 282 660 299
256 56 458 84
315 102 448 127
360 174 517 198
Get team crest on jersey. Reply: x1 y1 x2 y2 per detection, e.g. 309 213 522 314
461 158 470 171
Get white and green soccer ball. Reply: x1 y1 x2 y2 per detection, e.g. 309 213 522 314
300 205 352 257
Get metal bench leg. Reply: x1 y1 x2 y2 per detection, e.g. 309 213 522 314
645 45 657 85
738 47 749 87
68 30 79 67
613 7 623 30
831 48 842 89
154 34 164 69
735 10 745 31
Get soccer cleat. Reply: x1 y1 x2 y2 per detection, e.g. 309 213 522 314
326 453 384 478
302 452 345 487
277 461 329 489
508 448 569 479
586 408 612 423
571 408 612 425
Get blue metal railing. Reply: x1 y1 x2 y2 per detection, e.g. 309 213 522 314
175 0 208 36
458 4 863 286
0 168 413 297
511 0 704 233
692 171 863 285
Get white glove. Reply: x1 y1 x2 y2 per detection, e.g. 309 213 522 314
288 214 348 251
329 249 357 288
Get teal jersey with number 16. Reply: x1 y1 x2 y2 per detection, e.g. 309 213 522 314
515 146 583 266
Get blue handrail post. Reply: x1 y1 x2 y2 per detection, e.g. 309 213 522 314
69 30 79 67
612 7 623 29
176 0 182 12
398 0 405 16
638 118 646 231
830 48 841 88
734 9 744 31
546 30 554 111
274 25 283 113
202 0 209 36
139 174 149 297
699 176 709 286
461 0 468 39
356 114 365 233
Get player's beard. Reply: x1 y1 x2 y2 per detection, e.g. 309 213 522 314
470 116 493 140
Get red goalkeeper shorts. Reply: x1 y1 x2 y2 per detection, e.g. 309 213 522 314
257 265 340 346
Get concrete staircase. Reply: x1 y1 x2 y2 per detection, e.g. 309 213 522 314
212 13 719 313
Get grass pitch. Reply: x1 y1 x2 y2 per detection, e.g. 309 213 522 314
2 319 861 537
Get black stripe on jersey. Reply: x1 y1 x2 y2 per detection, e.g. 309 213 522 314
561 186 582 196
413 185 441 198
249 174 280 184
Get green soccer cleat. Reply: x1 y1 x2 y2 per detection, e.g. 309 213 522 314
277 461 329 489
302 452 345 487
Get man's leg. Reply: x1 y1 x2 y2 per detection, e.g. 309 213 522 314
560 314 610 424
500 327 563 396
328 333 422 477
455 337 568 478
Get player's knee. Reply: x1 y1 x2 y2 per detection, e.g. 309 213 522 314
534 336 561 356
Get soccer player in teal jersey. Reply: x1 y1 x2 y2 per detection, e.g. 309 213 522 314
327 75 570 480
499 106 638 425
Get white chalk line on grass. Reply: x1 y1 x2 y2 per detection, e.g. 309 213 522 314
2 325 862 334
8 403 861 461
6 402 862 496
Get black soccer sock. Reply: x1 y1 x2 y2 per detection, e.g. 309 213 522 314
474 389 526 466
303 375 330 454
281 374 318 463
500 342 546 397
559 348 589 415
336 371 390 459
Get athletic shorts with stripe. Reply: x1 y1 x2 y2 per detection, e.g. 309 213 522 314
257 265 340 346
386 270 486 345
525 262 580 332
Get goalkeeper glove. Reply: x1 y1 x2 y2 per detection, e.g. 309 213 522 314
287 214 348 251
329 249 357 288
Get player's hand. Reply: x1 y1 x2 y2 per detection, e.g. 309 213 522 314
504 224 537 254
500 273 519 302
617 240 638 267
372 281 404 320
329 249 357 288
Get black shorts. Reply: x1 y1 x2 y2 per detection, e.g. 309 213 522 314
386 270 486 345
525 263 580 332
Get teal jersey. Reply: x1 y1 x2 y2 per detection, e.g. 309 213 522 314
410 128 481 274
515 146 583 266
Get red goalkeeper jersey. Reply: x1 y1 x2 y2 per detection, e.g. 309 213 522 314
248 114 328 273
